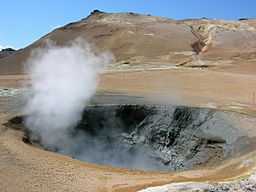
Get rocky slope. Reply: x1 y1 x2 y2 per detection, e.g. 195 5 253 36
0 10 255 75
0 48 16 59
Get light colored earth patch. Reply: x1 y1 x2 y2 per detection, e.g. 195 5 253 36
0 88 21 96
139 171 256 192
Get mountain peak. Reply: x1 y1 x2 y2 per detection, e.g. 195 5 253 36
87 9 106 18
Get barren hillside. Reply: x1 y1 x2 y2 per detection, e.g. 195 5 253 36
0 10 255 75
1 10 256 192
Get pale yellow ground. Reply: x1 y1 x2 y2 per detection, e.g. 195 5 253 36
1 67 256 192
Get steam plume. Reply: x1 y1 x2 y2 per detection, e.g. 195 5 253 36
23 39 166 172
23 39 114 149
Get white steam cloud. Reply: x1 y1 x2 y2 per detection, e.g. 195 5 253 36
23 39 114 149
23 39 167 172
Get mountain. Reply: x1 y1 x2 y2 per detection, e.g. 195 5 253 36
0 10 256 75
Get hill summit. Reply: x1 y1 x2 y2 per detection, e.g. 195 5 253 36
0 10 256 75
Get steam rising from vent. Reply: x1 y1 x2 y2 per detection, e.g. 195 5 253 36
21 43 246 172
23 39 234 172
23 39 114 149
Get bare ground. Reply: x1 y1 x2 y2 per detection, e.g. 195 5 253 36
1 67 256 191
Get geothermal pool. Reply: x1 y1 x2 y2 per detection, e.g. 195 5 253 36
7 104 256 172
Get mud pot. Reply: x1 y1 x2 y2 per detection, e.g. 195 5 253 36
6 104 256 172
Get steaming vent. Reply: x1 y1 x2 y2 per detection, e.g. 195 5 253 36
13 39 256 172
8 104 256 172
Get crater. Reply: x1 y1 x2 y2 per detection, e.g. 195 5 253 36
6 104 256 172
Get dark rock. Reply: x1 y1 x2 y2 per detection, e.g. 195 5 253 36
239 18 249 21
0 48 16 59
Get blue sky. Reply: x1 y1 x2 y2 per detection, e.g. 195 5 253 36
1 0 256 49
